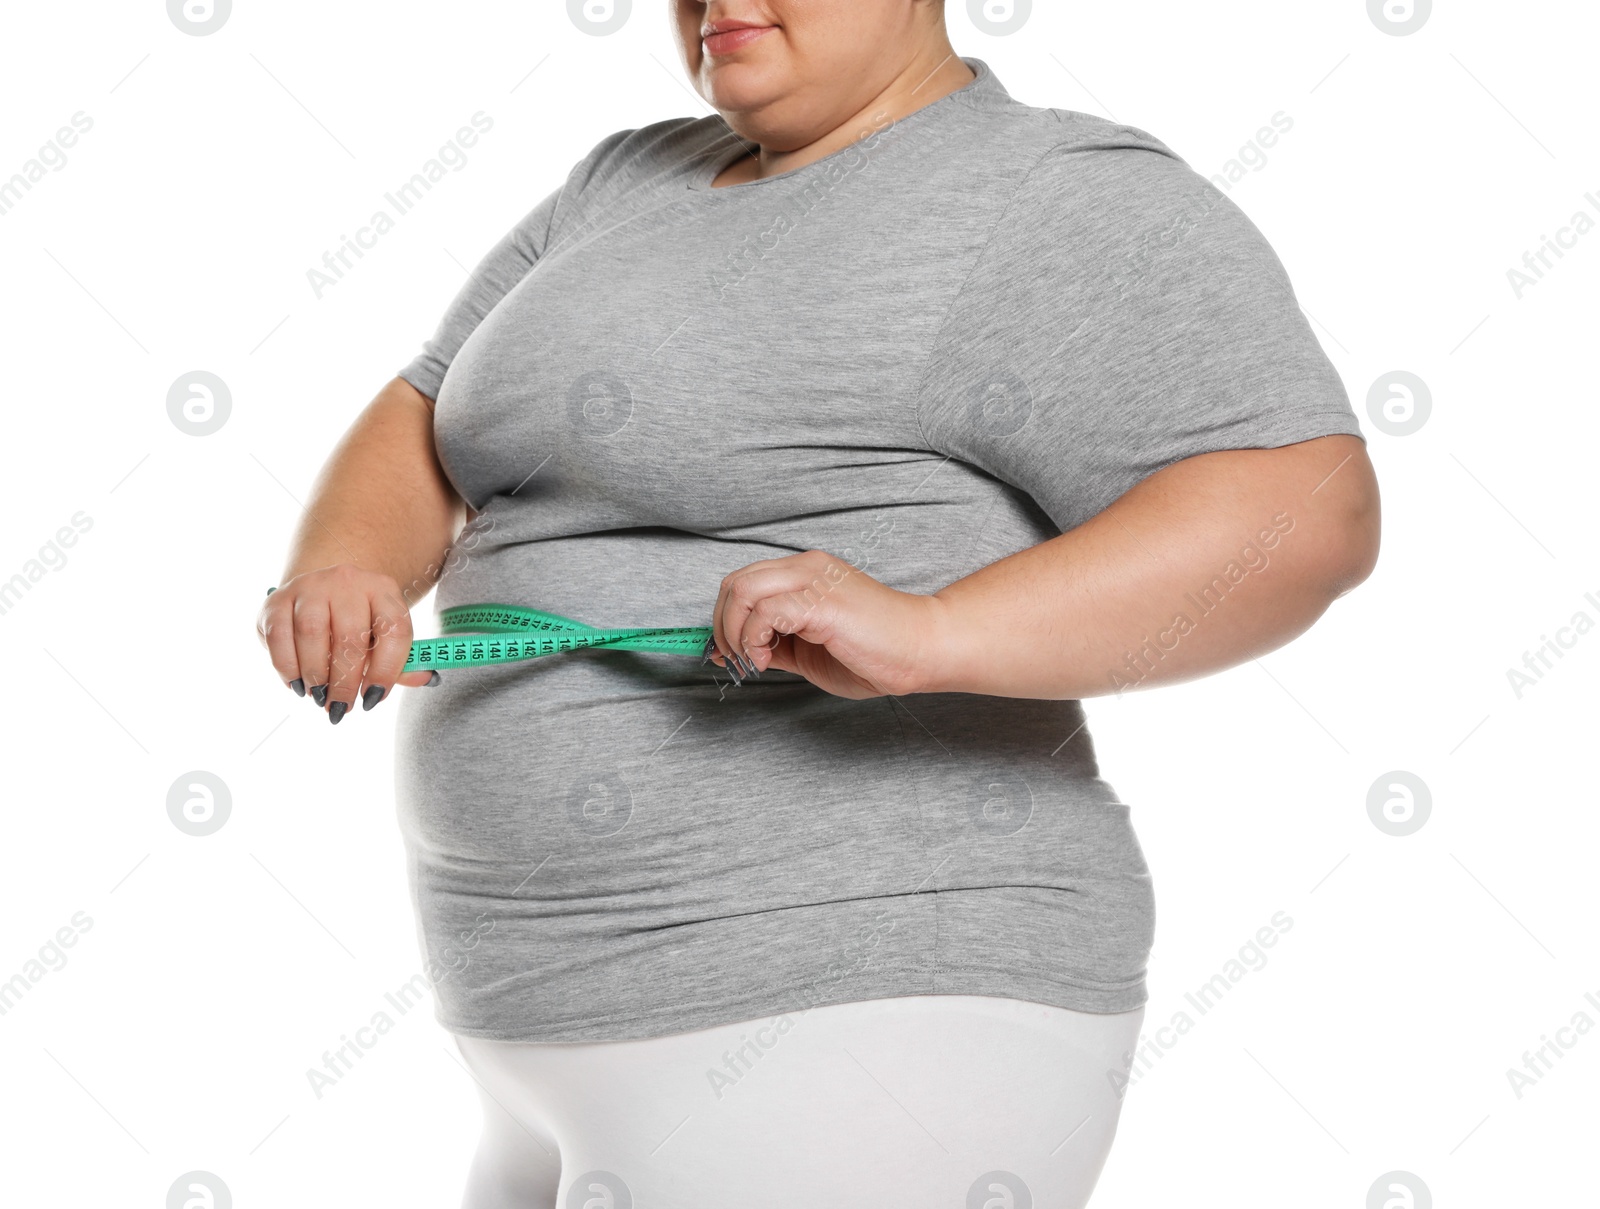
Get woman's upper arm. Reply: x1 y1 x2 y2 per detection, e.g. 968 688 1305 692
915 140 1370 543
1118 432 1380 598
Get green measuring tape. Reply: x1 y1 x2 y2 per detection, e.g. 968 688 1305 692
400 603 716 672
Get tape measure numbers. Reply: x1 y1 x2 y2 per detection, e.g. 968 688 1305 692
401 603 715 672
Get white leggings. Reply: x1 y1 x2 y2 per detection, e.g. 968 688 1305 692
451 994 1144 1209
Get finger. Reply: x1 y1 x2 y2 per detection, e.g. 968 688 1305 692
291 591 333 707
721 557 834 674
712 555 793 672
259 591 305 696
737 577 836 675
359 587 414 711
715 568 764 678
710 568 744 675
324 588 373 724
734 596 797 674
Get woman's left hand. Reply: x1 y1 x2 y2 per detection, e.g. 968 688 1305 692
709 549 946 699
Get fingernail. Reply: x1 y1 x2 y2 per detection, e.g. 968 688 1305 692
329 700 348 725
424 670 442 686
288 678 306 697
311 684 328 707
362 685 387 711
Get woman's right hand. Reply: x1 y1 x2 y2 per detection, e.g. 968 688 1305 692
256 564 438 724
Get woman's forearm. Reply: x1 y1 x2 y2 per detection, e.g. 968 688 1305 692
920 434 1380 700
278 375 465 607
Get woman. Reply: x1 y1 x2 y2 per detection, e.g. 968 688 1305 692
257 2 1380 1205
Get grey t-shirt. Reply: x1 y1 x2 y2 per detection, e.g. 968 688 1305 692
393 56 1364 1043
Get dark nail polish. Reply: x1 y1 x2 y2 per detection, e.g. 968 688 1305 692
329 700 348 725
362 685 387 711
288 678 306 697
425 670 442 687
311 684 328 707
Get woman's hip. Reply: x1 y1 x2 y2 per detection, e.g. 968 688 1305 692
453 993 1144 1209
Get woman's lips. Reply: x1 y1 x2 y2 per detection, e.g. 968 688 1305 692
703 25 774 56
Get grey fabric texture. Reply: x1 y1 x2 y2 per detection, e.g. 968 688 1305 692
392 57 1365 1043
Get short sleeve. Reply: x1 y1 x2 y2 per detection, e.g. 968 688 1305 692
914 141 1365 536
396 129 633 402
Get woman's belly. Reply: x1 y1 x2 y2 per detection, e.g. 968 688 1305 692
390 649 1158 1039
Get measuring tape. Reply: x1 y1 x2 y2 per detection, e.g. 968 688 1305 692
400 603 715 672
265 589 721 673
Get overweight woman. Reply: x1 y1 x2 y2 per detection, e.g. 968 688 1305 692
257 2 1380 1205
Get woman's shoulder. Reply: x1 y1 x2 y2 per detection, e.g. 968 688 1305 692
563 115 743 195
970 94 1193 180
955 98 1247 229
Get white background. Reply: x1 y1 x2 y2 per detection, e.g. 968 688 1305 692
0 1 1594 1205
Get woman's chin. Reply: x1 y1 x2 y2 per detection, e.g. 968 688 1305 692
699 65 793 119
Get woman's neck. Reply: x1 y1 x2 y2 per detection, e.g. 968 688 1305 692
713 49 976 188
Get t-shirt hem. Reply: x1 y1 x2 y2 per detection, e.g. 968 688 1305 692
397 363 443 404
433 961 1149 1044
1212 401 1367 447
